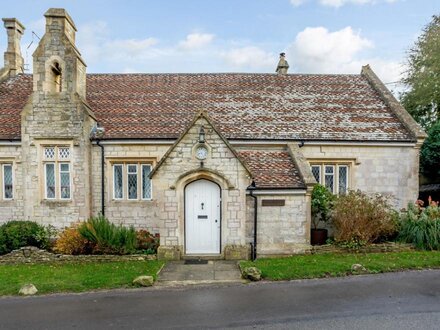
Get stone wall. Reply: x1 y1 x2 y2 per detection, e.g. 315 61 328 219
246 193 309 256
301 144 420 209
0 246 156 264
0 145 24 222
90 143 170 231
20 93 95 228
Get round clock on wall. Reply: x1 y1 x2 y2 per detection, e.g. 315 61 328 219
196 146 208 160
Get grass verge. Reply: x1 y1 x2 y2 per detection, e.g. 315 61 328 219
0 260 164 296
240 251 440 281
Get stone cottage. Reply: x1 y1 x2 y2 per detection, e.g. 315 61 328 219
0 8 426 259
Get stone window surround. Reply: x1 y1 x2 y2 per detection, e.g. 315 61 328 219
107 158 156 202
308 159 357 195
43 146 72 200
0 160 14 201
35 140 74 202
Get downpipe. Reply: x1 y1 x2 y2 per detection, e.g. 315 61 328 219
96 140 105 216
248 186 258 261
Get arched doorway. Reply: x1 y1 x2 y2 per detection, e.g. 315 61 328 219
185 179 221 254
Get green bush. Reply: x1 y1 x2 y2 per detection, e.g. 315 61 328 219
78 216 137 255
0 221 55 255
311 184 335 230
398 200 440 250
332 190 398 245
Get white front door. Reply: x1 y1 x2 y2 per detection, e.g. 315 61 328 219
185 179 221 254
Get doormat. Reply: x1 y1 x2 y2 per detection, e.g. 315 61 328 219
184 259 208 265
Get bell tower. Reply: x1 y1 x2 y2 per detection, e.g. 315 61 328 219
22 8 95 225
32 8 86 97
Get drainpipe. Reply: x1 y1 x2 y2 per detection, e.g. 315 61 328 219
96 140 105 216
247 181 257 261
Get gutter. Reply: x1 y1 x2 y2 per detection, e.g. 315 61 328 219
96 140 105 216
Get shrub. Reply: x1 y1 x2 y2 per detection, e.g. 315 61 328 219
332 190 397 245
78 216 137 255
311 184 336 230
0 221 55 255
136 230 160 254
53 225 95 255
398 198 440 250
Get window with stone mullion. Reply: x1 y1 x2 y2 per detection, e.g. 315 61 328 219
60 163 71 199
45 163 56 199
2 164 13 199
127 164 138 200
113 165 123 199
142 165 152 200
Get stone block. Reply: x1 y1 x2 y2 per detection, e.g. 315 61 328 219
224 244 250 260
133 275 154 287
157 245 181 260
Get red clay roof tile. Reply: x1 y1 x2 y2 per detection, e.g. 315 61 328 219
0 73 414 141
238 150 305 189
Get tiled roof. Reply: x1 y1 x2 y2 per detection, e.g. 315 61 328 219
0 73 414 141
238 150 305 189
0 74 31 140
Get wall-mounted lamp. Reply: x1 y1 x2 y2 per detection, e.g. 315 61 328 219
199 125 206 143
299 140 305 148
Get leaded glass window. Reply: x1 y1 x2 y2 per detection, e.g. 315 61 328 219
338 166 348 195
44 147 55 159
114 165 123 199
3 164 13 199
45 163 56 199
311 165 321 183
60 163 71 199
112 163 153 201
324 165 335 193
142 165 152 200
310 163 350 195
58 147 70 159
127 164 138 200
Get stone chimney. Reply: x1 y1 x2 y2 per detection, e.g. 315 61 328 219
2 18 25 77
276 52 289 74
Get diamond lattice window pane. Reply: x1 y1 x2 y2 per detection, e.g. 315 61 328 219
142 165 151 199
128 165 137 173
311 166 321 183
325 165 334 174
45 163 55 198
114 165 123 199
3 165 13 199
44 147 55 159
128 173 138 199
60 172 70 199
325 174 334 193
339 166 348 195
58 147 70 159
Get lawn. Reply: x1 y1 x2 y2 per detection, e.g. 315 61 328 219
0 260 164 296
240 251 440 281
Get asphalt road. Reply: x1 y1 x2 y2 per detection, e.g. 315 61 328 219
1 270 439 329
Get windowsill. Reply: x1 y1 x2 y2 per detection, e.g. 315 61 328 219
41 199 72 206
0 199 15 203
110 199 154 203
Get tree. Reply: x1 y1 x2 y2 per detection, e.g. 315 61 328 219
420 121 440 180
401 15 440 130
